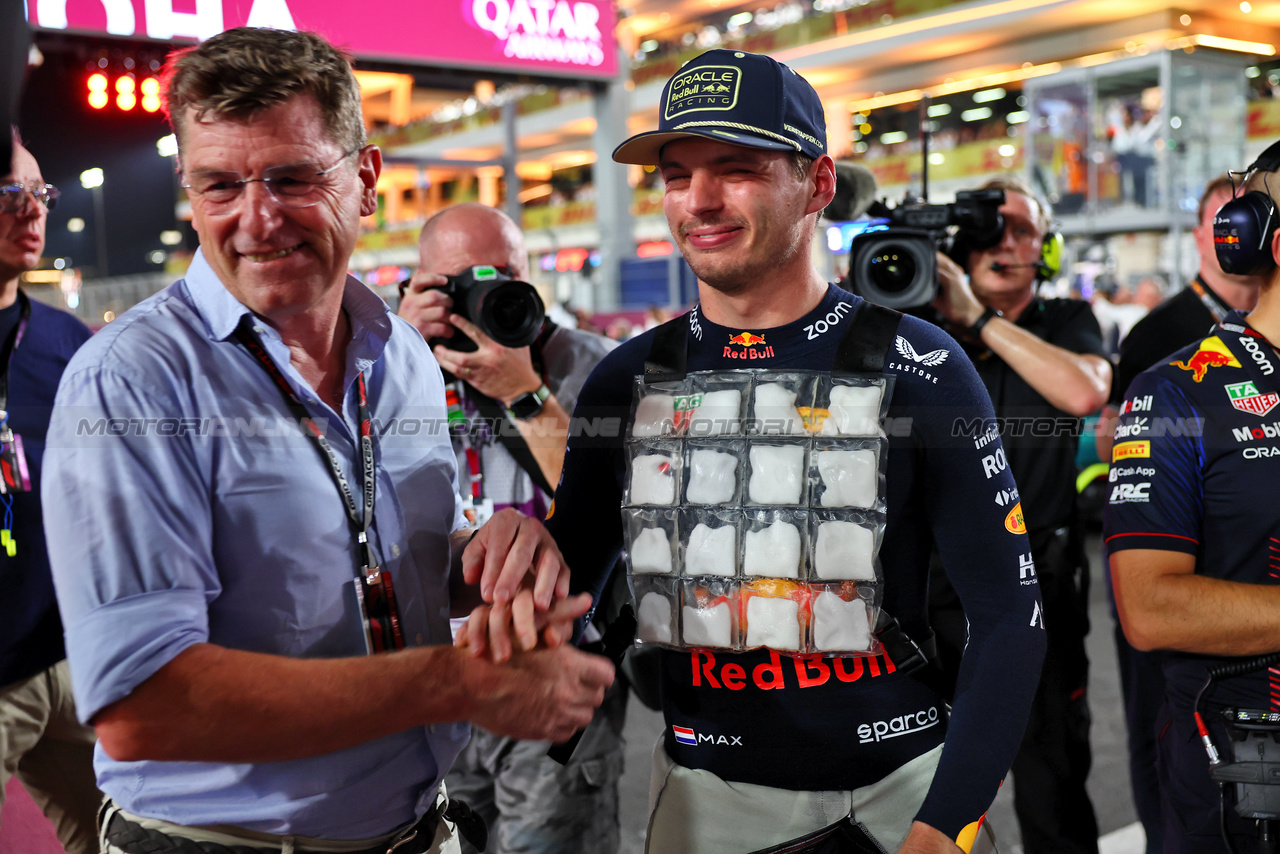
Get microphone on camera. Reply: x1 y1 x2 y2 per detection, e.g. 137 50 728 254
826 162 879 222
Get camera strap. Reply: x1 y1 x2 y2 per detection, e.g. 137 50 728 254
455 321 560 501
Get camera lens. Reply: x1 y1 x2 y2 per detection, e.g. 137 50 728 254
868 247 918 294
475 281 545 348
849 231 938 309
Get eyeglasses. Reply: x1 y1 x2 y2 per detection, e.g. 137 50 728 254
182 148 359 212
0 182 60 214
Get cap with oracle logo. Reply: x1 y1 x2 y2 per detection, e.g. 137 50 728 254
612 49 827 166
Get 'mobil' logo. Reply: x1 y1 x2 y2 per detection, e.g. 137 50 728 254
1170 336 1242 382
724 332 774 360
665 65 740 119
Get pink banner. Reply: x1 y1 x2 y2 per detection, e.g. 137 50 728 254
28 0 618 79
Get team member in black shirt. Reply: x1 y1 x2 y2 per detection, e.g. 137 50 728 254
1095 173 1269 854
931 177 1110 854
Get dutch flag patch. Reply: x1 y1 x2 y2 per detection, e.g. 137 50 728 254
673 725 697 746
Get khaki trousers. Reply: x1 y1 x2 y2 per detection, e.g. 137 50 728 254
98 787 462 854
0 659 100 854
645 740 945 854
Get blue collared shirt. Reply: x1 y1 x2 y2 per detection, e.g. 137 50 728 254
43 249 469 838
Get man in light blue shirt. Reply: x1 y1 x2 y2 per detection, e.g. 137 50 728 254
41 27 612 854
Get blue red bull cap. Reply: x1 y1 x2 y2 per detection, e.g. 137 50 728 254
612 49 827 166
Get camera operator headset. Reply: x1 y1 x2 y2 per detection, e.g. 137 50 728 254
1106 138 1280 854
932 176 1110 854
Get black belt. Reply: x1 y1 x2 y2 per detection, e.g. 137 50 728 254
102 798 488 854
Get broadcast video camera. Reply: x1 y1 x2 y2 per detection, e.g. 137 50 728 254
426 265 546 352
845 188 1006 310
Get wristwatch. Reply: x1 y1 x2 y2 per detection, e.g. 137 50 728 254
506 384 551 421
968 306 1003 337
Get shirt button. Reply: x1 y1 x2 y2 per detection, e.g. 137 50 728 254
391 544 401 557
253 326 265 334
415 633 423 644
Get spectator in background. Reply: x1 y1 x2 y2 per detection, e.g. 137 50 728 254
1109 101 1160 207
399 203 627 854
0 129 97 853
1091 277 1149 357
1095 172 1270 854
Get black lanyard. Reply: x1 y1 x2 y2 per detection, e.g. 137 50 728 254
0 290 32 417
233 319 379 575
1189 276 1230 325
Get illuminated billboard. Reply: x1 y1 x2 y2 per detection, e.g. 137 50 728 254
27 0 619 79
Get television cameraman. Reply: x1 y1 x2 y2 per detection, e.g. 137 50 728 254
929 176 1110 854
1105 142 1280 854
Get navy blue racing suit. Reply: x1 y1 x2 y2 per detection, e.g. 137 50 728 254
547 285 1046 843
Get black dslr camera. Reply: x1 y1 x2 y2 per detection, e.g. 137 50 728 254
428 265 546 352
846 189 1006 309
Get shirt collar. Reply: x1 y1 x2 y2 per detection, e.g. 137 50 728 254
182 247 393 365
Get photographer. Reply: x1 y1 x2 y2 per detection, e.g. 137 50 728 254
1105 142 1280 854
930 177 1110 854
398 203 626 854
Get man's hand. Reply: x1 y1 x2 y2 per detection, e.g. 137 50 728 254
398 270 457 341
457 590 590 662
932 252 984 330
464 508 569 608
431 314 542 406
897 821 962 854
397 270 543 405
468 643 615 743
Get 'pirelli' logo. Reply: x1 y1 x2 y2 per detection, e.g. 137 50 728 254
1112 440 1151 461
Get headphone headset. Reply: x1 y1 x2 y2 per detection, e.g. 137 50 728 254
1213 138 1280 277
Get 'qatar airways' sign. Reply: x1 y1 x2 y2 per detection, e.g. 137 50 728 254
27 0 618 79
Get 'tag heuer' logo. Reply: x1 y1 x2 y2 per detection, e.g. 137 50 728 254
724 331 775 360
1004 502 1026 534
1226 381 1280 417
1113 440 1151 461
1170 336 1242 382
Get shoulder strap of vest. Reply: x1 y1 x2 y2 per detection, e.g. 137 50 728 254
643 313 691 384
832 301 902 374
644 299 903 381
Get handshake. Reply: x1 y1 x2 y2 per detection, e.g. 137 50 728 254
453 508 616 744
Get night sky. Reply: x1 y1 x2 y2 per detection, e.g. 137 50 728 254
17 38 192 278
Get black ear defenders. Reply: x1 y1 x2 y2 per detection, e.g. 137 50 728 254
1214 138 1280 276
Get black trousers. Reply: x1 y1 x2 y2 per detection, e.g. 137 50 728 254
1009 527 1099 854
1157 706 1264 854
1104 561 1165 854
